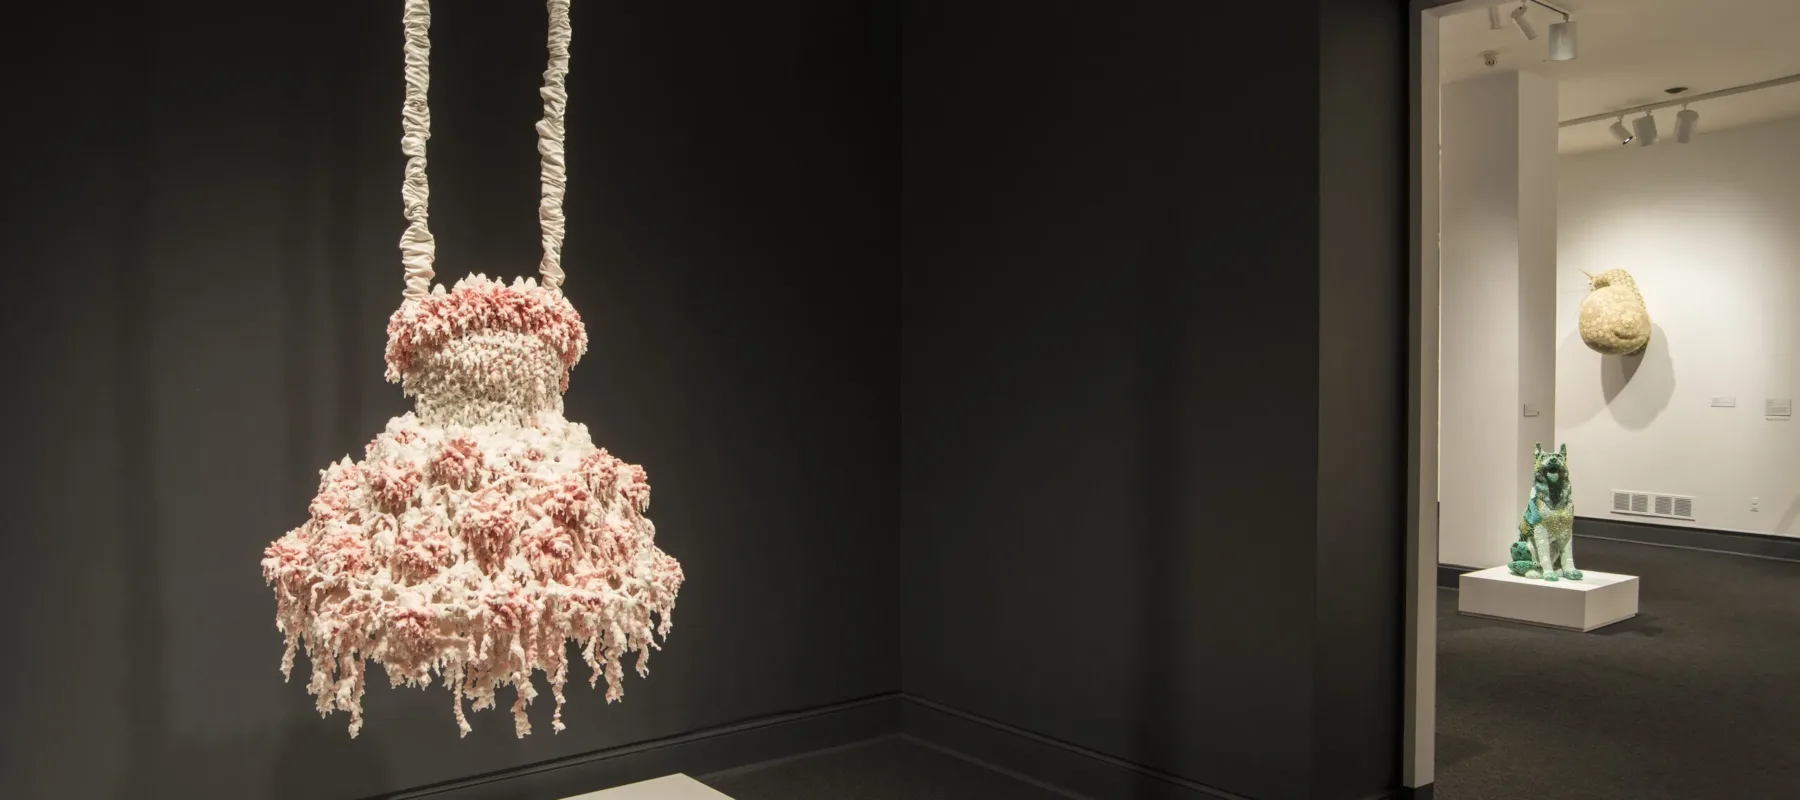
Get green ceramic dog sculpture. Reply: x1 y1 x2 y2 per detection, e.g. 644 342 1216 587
1508 443 1582 582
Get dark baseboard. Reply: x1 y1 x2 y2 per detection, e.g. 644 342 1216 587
383 691 1416 800
1395 784 1433 800
1576 516 1800 563
385 693 900 800
1437 563 1477 589
898 695 1255 800
1439 518 1799 589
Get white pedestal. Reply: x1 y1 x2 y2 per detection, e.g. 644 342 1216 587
1457 566 1639 632
563 775 734 800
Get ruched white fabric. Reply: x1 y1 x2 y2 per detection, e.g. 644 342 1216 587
398 0 575 298
399 0 436 299
536 0 572 292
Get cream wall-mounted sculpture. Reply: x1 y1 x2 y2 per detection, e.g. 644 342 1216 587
1578 269 1652 356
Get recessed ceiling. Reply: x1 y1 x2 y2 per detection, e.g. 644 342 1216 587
1440 0 1800 154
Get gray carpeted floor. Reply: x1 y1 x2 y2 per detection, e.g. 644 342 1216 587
1437 536 1800 800
697 536 1797 800
700 737 1071 800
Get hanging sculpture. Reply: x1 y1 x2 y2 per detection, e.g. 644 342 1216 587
1578 269 1651 356
1507 443 1581 582
261 0 685 738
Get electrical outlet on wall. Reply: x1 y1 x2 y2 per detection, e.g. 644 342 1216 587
1752 497 1760 512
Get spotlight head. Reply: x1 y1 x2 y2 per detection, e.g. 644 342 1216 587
1511 4 1539 40
1488 5 1505 30
1632 113 1659 147
1608 118 1633 146
1548 19 1577 61
1676 108 1699 143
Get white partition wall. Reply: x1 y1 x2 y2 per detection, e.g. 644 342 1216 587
1439 69 1560 568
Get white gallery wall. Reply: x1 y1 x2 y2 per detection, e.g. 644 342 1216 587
1439 71 1560 568
1557 114 1800 538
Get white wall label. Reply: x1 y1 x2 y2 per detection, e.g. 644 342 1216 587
1768 399 1793 417
1522 404 1541 418
1712 397 1737 408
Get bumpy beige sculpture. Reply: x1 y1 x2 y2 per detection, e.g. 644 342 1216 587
1578 269 1651 356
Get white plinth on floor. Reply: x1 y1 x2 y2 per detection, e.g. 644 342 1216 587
562 774 734 800
1457 566 1639 632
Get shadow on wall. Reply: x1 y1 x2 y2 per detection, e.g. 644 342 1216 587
1779 496 1800 537
111 58 397 800
1559 322 1674 430
110 7 401 794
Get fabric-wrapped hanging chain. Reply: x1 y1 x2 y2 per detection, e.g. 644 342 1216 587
261 0 685 739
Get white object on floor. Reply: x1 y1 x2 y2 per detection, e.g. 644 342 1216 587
562 774 734 800
1457 566 1639 632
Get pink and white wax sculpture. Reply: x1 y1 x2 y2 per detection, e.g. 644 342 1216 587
262 274 684 738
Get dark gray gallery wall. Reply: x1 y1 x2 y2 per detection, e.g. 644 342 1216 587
1314 1 1409 796
901 2 1406 799
0 2 896 799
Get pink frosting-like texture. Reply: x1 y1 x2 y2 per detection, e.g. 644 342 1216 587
262 275 684 738
384 273 588 388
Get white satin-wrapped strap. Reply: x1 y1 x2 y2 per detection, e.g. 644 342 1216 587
536 0 572 292
399 0 436 299
398 0 574 299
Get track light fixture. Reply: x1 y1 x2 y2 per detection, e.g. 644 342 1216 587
1548 18 1578 61
1675 107 1699 143
1497 1 1574 59
1510 3 1538 40
1608 118 1633 146
1563 74 1800 150
1632 113 1659 147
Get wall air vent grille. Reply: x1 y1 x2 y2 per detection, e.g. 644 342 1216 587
1611 490 1695 521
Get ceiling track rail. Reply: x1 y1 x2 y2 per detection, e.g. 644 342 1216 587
1522 0 1571 21
1560 73 1800 128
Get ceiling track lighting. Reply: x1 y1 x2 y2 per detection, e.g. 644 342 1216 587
1497 2 1577 59
1632 113 1659 147
1510 3 1538 40
1561 73 1800 149
1607 118 1633 146
1547 18 1577 61
1675 107 1700 144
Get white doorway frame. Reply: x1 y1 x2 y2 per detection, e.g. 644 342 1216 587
1405 0 1491 792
